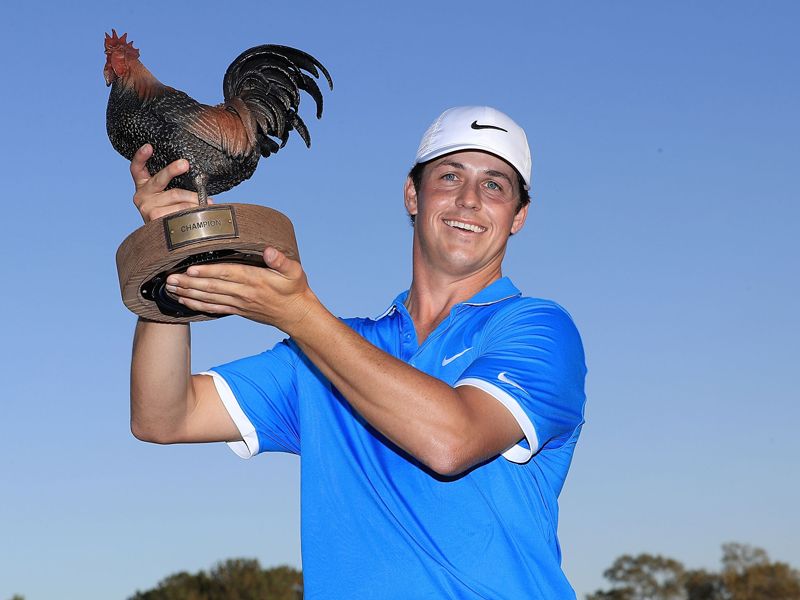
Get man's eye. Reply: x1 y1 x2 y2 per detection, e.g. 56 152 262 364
486 181 501 191
442 173 457 181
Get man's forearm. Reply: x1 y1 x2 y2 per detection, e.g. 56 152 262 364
130 319 194 442
289 303 520 475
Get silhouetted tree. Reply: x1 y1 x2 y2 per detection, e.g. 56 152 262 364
129 559 302 600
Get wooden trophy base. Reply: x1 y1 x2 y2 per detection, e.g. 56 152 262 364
116 203 299 323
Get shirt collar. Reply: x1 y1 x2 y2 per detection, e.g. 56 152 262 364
462 276 521 306
376 277 521 320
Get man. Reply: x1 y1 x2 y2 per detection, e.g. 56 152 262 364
129 106 586 599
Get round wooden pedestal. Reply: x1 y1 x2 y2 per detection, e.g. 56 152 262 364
116 203 299 323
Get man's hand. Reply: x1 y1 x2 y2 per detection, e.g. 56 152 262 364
131 144 207 223
164 247 319 334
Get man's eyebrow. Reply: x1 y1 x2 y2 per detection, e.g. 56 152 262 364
484 169 513 185
436 160 465 170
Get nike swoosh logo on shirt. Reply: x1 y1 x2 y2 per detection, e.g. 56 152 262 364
441 347 473 366
498 371 525 392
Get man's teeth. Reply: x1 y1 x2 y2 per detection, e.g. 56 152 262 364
444 220 486 233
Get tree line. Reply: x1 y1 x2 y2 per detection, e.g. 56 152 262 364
125 543 800 599
4 542 798 599
129 559 302 600
588 543 800 600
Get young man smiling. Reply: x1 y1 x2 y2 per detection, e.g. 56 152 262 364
129 106 586 598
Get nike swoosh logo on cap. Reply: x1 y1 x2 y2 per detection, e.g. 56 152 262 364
470 120 508 132
442 347 473 367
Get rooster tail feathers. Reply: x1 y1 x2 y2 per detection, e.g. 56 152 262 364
299 74 325 119
223 44 332 157
291 112 311 148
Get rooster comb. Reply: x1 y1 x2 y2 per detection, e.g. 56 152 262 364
105 29 139 57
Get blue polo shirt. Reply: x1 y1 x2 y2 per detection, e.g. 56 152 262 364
206 277 586 599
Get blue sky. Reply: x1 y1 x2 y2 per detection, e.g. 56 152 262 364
1 1 798 598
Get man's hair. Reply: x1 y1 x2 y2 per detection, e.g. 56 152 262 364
406 161 531 225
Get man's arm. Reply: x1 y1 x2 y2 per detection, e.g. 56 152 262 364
130 320 240 443
127 144 240 445
294 306 524 476
161 249 524 475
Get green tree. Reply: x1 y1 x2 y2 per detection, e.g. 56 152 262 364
720 543 800 600
129 559 302 600
684 569 724 600
587 553 686 600
589 544 800 600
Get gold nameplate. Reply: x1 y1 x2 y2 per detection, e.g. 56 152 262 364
164 206 239 250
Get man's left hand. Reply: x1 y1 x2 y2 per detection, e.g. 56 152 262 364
165 247 318 333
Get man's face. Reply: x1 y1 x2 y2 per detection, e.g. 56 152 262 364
404 150 528 279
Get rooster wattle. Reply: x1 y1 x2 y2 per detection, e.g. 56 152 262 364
104 30 332 205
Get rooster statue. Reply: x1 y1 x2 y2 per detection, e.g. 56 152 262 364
104 30 332 205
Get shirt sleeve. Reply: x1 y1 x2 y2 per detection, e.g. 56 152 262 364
203 338 302 459
455 299 587 464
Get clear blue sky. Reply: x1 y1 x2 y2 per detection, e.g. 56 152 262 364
1 1 798 598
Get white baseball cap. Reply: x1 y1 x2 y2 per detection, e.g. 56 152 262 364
414 106 532 190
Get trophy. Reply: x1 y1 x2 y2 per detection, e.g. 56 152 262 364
104 30 332 322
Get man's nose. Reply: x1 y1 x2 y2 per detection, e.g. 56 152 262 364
456 183 482 210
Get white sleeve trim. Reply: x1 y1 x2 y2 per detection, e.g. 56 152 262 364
199 371 259 459
455 377 539 464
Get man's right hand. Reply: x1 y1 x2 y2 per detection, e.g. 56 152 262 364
131 144 205 223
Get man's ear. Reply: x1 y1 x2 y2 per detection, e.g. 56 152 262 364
404 176 418 218
510 202 529 235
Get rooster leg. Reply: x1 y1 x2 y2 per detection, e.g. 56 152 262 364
193 172 210 207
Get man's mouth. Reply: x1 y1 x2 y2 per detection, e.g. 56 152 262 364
443 219 486 233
